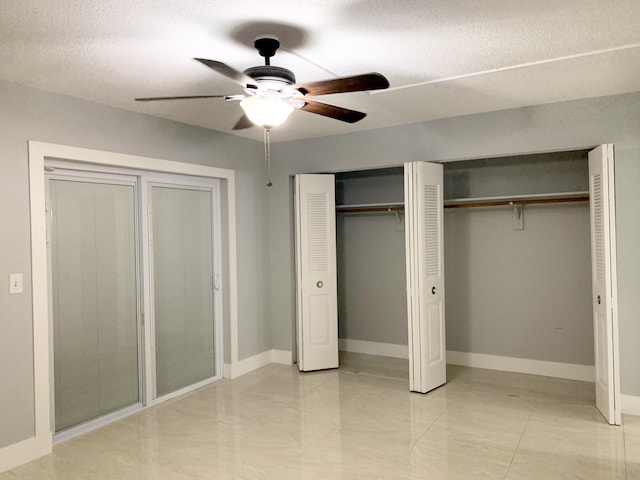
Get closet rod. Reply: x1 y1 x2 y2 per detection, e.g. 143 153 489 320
336 194 589 213
444 195 589 209
337 205 404 214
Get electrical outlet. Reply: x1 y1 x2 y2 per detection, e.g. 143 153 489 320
9 273 23 295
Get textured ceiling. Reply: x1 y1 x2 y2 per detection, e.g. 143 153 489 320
2 0 640 142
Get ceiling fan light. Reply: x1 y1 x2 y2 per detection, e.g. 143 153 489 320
240 96 294 128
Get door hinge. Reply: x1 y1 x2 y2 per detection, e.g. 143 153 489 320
140 312 145 326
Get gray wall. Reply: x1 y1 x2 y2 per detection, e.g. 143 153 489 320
268 91 640 396
445 204 593 364
443 151 589 199
444 154 593 365
334 154 593 365
614 150 640 399
337 214 407 345
0 80 268 448
336 170 407 346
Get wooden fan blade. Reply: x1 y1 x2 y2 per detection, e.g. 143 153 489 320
135 95 230 102
293 73 389 97
299 99 366 123
232 114 255 130
194 58 259 89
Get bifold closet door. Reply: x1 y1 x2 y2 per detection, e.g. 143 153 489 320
404 162 446 394
589 144 621 425
295 174 339 372
149 185 216 397
49 178 139 432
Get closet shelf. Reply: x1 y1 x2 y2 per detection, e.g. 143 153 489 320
336 202 404 214
444 191 589 209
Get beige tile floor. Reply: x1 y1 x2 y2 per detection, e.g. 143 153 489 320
2 354 639 479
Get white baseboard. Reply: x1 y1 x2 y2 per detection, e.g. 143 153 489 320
0 434 51 474
339 338 409 359
224 349 293 379
337 341 595 383
271 349 293 365
446 350 595 382
622 394 640 417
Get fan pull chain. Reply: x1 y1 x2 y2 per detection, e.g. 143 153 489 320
264 127 273 187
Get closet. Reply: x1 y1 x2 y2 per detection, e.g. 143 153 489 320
295 145 619 422
334 168 408 374
443 151 593 371
308 152 592 377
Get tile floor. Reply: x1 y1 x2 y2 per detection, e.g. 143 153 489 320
2 354 639 479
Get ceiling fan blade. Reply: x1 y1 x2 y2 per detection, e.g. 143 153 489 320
298 99 367 123
293 73 389 97
194 58 259 90
135 95 231 102
232 114 255 130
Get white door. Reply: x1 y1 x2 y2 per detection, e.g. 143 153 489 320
589 145 621 425
404 162 446 393
295 174 339 371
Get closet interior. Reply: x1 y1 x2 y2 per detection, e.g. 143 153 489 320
335 167 408 377
334 149 595 382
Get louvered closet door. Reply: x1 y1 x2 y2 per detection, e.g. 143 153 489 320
405 162 446 393
589 145 620 425
295 174 338 371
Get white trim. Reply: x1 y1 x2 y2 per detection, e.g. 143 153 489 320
0 435 51 474
621 394 640 417
294 176 304 371
53 404 143 444
139 178 154 402
224 350 273 379
271 349 293 365
339 339 409 359
223 349 293 379
335 342 595 383
17 141 239 473
150 374 222 406
607 145 622 425
446 350 595 382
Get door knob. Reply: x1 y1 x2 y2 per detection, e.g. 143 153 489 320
432 286 436 295
597 295 601 305
317 281 324 288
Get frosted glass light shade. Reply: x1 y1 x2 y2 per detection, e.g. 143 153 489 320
240 96 294 128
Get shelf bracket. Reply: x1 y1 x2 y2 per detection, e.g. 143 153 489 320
392 209 404 232
511 202 524 230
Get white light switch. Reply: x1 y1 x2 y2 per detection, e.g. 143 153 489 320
9 273 23 295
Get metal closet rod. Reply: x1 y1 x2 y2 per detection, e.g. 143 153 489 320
445 195 590 209
335 192 590 213
337 205 404 214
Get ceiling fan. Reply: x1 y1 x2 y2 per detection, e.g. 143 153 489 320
135 35 390 130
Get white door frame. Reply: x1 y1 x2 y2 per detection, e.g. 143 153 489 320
19 142 238 472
